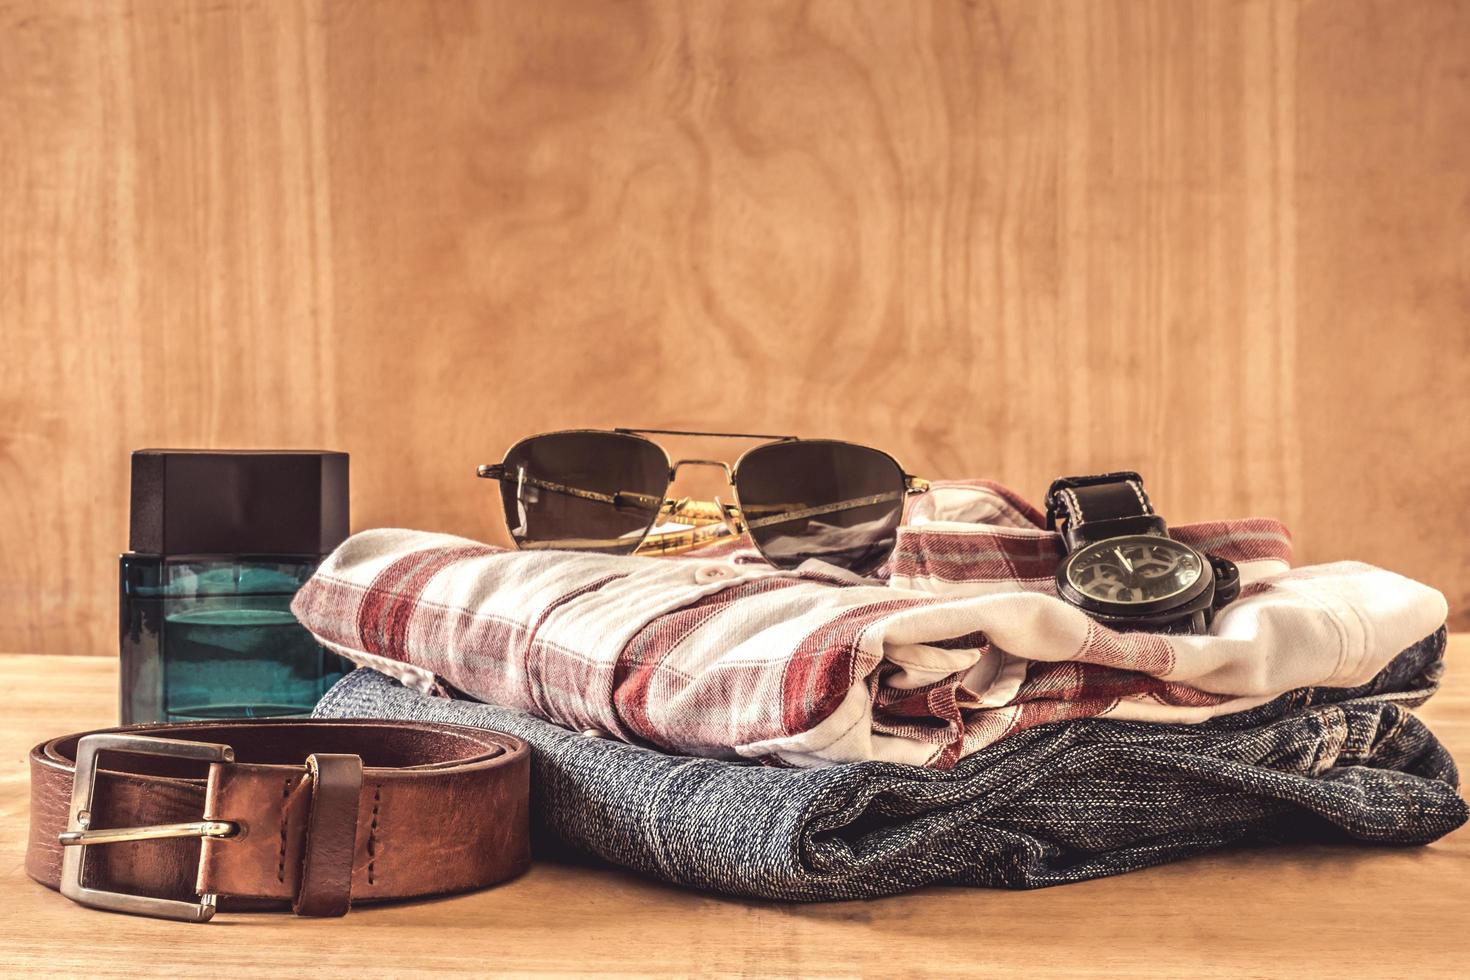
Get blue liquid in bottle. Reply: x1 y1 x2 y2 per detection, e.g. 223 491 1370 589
120 556 348 723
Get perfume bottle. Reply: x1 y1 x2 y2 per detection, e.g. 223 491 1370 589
119 450 351 724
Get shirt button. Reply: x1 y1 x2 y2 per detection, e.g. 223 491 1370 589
695 565 736 584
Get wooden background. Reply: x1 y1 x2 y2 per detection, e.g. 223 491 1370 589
2 0 1467 656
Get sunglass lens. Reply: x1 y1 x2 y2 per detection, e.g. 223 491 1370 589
734 441 905 574
499 432 668 554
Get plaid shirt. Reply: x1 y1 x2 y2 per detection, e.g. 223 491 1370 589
291 481 1447 768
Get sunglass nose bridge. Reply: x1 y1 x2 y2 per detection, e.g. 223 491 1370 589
669 458 735 481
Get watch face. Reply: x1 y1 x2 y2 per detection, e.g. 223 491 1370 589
1064 535 1205 607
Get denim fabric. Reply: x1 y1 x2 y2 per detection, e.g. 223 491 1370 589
314 628 1465 902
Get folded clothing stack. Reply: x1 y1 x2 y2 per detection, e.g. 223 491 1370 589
295 480 1463 898
292 483 1448 768
314 630 1464 900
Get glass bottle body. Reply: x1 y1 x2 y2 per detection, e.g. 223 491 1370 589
119 554 348 724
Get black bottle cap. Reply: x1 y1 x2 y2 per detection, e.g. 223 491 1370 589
129 450 350 556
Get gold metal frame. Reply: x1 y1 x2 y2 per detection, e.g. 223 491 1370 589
476 428 930 562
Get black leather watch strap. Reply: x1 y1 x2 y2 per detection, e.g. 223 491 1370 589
1046 472 1167 550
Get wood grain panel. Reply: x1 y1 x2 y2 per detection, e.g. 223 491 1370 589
1 0 1467 656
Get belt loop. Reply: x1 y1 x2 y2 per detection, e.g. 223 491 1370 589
293 753 364 917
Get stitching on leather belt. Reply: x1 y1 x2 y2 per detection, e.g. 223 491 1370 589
25 719 531 921
368 784 382 885
276 777 291 883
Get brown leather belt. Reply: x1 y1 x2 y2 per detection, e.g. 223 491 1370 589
27 719 530 922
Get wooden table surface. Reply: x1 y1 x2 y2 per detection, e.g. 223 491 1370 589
2 642 1467 979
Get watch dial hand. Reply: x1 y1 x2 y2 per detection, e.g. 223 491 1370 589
1114 547 1134 574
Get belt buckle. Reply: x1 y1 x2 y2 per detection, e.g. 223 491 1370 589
58 732 238 923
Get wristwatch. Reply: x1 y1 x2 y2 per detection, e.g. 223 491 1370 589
1044 472 1239 634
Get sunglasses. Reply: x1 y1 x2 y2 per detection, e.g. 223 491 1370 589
476 428 930 575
